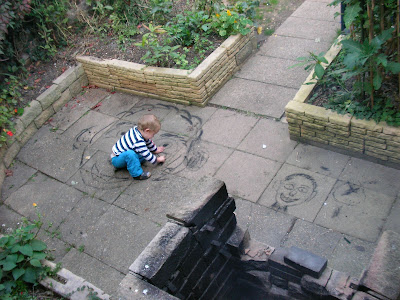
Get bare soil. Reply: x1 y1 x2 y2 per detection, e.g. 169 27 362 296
20 0 306 106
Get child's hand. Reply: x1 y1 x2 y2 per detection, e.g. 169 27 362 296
157 155 166 163
154 146 165 154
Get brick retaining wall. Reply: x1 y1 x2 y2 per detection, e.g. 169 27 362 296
76 32 256 107
285 38 400 168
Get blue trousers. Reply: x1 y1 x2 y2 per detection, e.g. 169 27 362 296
111 150 145 177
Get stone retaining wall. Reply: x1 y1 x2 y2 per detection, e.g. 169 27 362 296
0 64 88 197
76 32 256 107
285 38 400 168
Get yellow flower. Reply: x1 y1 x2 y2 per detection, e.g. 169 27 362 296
234 20 237 23
257 26 262 35
33 203 37 207
227 10 232 16
216 13 220 18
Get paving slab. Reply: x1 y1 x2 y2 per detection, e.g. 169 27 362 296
83 205 161 273
92 92 140 117
0 204 23 233
234 197 253 230
115 176 193 224
68 151 132 203
201 109 258 148
90 120 135 154
49 99 90 132
258 35 332 60
61 248 125 297
62 110 117 145
329 235 375 278
258 164 336 221
210 78 298 118
315 180 396 242
291 0 340 22
246 203 296 248
75 87 110 109
383 197 400 234
4 172 83 228
286 144 350 178
172 140 234 180
237 118 297 163
160 105 217 138
274 16 340 43
58 196 112 246
36 229 70 262
121 99 177 123
339 157 400 198
215 151 282 203
17 126 92 182
282 219 342 260
236 55 310 89
1 161 37 200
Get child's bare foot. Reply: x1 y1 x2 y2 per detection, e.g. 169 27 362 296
133 171 151 180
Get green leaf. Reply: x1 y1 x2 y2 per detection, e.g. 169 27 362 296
0 284 4 291
376 54 388 67
32 252 46 260
30 258 42 268
6 254 18 263
12 268 25 280
314 64 325 79
0 237 8 247
0 269 2 279
104 5 113 10
371 28 394 48
386 62 400 74
22 267 37 284
16 254 25 263
343 4 361 28
31 239 47 251
341 39 362 54
3 261 17 271
19 244 33 257
10 244 20 253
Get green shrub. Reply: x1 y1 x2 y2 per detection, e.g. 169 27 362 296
211 9 252 37
0 209 54 298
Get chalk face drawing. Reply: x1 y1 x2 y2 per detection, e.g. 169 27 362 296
273 173 317 210
332 181 365 206
72 102 210 187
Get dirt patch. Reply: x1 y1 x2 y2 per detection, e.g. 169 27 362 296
20 0 306 107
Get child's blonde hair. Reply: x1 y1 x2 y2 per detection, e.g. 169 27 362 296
138 114 161 132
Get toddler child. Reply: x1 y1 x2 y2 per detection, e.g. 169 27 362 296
111 114 165 180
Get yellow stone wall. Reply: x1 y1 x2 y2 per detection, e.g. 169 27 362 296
76 32 256 107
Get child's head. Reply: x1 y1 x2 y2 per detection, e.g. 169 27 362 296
138 114 161 139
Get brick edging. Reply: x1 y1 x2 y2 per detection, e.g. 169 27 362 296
285 36 400 168
76 31 257 107
0 64 89 199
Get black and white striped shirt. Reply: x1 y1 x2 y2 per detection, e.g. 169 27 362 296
112 126 157 164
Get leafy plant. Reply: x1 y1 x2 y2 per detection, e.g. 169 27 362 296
211 9 253 37
135 24 185 68
167 10 211 46
329 0 400 110
0 208 52 297
291 51 329 80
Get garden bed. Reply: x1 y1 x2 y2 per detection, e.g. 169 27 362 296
285 38 400 169
76 31 256 106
